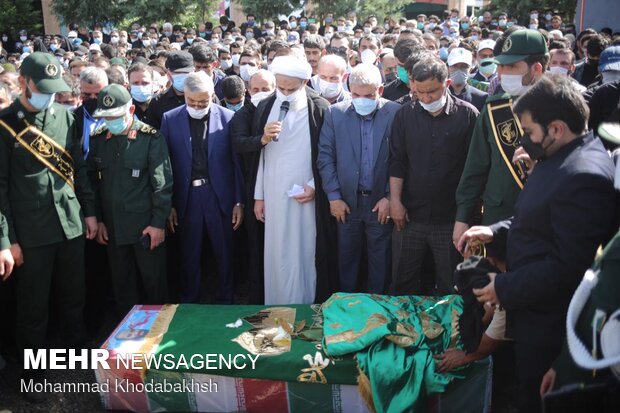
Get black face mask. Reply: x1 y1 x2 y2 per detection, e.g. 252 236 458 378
82 98 98 115
521 128 554 161
384 72 397 83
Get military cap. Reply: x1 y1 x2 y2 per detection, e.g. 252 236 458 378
165 51 194 73
19 51 70 93
109 57 128 68
93 84 132 117
494 29 548 65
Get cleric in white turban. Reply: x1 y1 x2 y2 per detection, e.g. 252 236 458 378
252 52 338 306
269 55 312 80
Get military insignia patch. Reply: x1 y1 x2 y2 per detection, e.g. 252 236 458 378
45 63 58 77
128 130 137 140
497 119 518 146
103 95 115 107
502 38 512 53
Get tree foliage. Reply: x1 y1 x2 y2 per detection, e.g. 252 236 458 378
235 0 300 22
0 0 44 34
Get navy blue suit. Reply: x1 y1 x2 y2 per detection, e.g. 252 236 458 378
318 99 400 293
161 104 244 303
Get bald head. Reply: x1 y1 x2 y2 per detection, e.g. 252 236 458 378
249 69 276 96
318 54 347 83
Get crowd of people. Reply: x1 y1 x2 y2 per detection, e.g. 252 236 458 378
0 6 619 412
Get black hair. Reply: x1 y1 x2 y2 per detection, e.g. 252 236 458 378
303 35 325 50
188 43 217 63
513 75 589 134
221 74 245 100
411 56 448 83
393 38 423 64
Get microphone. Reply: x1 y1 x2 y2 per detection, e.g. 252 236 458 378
272 101 290 142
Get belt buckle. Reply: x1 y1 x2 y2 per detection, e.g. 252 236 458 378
192 179 206 187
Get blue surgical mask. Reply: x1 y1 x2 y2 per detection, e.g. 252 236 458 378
479 58 497 76
439 47 449 61
325 17 333 24
73 38 82 46
300 22 307 29
27 86 55 111
171 73 188 92
186 37 194 45
22 46 31 53
105 116 128 135
461 23 470 30
226 101 244 112
93 38 102 45
50 44 58 52
417 22 425 30
130 85 154 103
471 35 479 41
352 98 377 116
397 66 409 85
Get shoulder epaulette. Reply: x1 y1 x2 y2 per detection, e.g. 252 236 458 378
139 123 158 135
91 125 108 136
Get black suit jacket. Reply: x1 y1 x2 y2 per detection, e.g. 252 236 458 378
491 132 617 348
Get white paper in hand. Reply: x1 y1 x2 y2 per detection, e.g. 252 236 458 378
287 184 305 198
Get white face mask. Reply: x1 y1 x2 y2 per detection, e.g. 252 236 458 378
501 74 531 96
318 78 342 99
419 92 447 113
220 59 232 70
548 66 569 76
231 54 241 66
110 36 119 44
240 64 259 82
360 49 377 64
602 70 620 84
186 103 210 119
251 91 272 107
276 86 304 103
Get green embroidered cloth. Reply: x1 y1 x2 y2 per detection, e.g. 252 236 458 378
322 293 471 413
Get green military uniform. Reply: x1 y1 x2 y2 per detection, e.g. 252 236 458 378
0 52 95 353
0 211 9 251
455 92 523 225
88 85 172 316
455 29 549 226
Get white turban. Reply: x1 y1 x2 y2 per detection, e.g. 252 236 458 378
270 55 312 80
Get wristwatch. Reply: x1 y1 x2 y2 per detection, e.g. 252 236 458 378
235 203 245 208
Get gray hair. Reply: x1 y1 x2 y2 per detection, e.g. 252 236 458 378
318 54 347 74
249 69 276 89
348 63 382 88
79 66 108 86
184 70 214 93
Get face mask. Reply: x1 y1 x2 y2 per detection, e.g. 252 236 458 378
142 39 152 47
501 73 530 96
22 46 31 53
2 36 8 42
164 31 172 36
226 101 244 111
300 22 307 29
384 23 390 30
83 98 98 114
521 131 553 161
363 27 371 34
105 116 128 135
27 86 55 111
50 44 58 52
337 25 345 32
545 13 553 21
186 38 194 45
290 22 297 29
439 47 449 61
110 36 119 44
548 66 569 76
251 91 271 107
461 23 470 30
450 70 469 86
602 71 620 84
360 49 377 64
325 32 333 41
429 23 436 30
240 64 259 82
479 58 497 76
420 92 447 113
530 13 539 20
131 85 154 103
232 54 241 66
265 30 274 36
318 78 342 99
471 35 479 41
451 17 458 23
61 103 77 112
397 65 409 85
352 98 377 116
417 23 425 30
248 20 255 27
384 72 397 83
325 18 333 24
171 73 188 92
529 25 539 30
276 86 304 103
94 38 102 45
20 35 27 42
246 32 254 39
220 59 232 70
186 103 210 119
499 19 507 27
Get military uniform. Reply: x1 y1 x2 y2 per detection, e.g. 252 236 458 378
455 92 523 226
0 53 95 355
88 85 173 316
0 211 9 251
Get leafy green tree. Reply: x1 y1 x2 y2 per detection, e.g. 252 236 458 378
0 0 44 34
358 0 409 21
235 0 299 22
50 0 125 28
